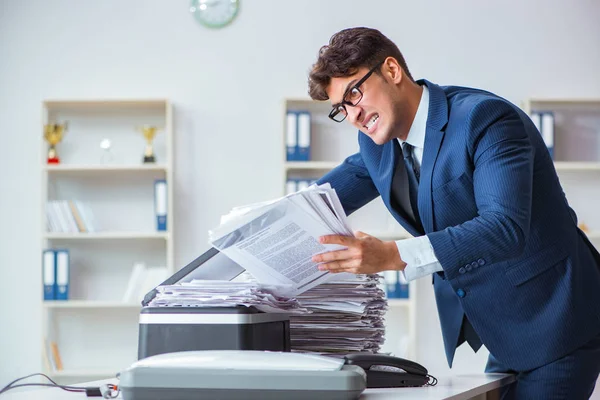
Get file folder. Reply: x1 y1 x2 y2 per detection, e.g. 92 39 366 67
286 112 298 161
397 272 409 299
540 112 555 159
286 179 297 195
530 112 541 133
154 179 167 231
43 250 56 300
297 180 310 191
55 249 70 300
383 270 398 298
297 112 311 161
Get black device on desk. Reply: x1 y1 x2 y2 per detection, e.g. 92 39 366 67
345 354 435 388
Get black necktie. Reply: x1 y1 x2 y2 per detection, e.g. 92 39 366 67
402 142 424 233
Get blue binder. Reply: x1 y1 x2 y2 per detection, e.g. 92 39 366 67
55 249 70 300
383 271 398 298
42 249 56 300
296 111 311 161
531 111 554 159
397 272 409 299
154 179 168 231
286 111 298 161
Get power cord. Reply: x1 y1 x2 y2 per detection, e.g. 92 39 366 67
426 373 438 386
0 373 119 398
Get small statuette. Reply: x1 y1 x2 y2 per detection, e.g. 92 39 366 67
44 122 68 164
100 138 114 164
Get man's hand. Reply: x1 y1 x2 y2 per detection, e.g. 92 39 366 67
312 231 407 274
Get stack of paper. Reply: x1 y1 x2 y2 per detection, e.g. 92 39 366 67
290 274 387 356
147 279 308 314
204 184 388 355
208 183 354 297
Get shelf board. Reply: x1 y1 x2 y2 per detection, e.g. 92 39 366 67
554 162 600 171
44 99 168 109
528 98 600 106
44 164 168 172
285 161 341 170
44 232 169 240
43 301 141 309
387 298 411 307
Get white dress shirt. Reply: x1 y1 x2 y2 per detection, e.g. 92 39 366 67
394 86 444 281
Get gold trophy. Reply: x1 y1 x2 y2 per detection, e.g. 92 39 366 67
138 125 161 163
44 122 68 164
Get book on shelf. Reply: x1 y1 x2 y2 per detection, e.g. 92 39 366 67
122 262 169 304
46 200 97 233
44 339 63 371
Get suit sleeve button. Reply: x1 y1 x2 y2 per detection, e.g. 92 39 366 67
477 258 485 266
459 267 466 274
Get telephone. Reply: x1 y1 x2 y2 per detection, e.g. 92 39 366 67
344 354 436 388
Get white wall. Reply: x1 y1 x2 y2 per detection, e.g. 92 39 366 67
1 0 600 385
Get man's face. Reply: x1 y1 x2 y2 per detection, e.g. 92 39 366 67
326 65 400 145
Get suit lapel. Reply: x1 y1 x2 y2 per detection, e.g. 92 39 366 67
379 138 397 209
418 80 449 233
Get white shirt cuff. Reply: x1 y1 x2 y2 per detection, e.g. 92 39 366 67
395 235 443 282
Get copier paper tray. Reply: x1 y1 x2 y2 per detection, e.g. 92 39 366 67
119 350 366 400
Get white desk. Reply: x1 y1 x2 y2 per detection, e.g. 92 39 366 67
1 373 514 400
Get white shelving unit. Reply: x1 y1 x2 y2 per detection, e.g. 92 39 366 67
283 98 417 359
40 99 174 384
523 98 600 249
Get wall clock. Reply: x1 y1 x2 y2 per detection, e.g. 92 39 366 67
190 0 240 29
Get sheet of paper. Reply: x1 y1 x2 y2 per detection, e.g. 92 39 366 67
210 196 350 296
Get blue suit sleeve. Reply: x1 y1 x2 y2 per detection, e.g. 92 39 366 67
316 152 379 216
427 99 533 281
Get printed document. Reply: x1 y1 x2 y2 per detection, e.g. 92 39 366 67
209 184 354 297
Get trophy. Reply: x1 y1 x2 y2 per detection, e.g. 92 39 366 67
138 125 161 163
44 122 68 164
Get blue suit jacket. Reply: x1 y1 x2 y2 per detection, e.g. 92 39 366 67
317 80 600 371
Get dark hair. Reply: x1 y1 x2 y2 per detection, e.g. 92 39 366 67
308 27 413 101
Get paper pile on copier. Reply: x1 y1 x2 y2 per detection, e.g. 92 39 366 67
290 273 387 356
147 279 308 314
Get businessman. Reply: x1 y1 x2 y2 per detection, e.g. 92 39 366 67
309 27 600 399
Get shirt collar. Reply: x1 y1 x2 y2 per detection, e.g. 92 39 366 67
398 85 429 150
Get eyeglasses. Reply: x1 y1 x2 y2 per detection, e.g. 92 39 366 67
328 60 384 123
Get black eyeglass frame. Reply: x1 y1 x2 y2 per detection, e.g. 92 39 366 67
328 60 385 122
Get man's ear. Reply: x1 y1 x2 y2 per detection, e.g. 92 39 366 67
383 57 403 85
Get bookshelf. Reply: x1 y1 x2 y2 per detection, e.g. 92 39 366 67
523 98 600 248
40 99 174 384
283 97 417 360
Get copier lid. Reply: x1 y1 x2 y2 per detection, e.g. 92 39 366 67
131 350 345 372
142 247 245 306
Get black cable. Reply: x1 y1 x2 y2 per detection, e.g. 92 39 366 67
1 383 85 393
0 373 84 395
0 373 119 397
426 373 438 386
